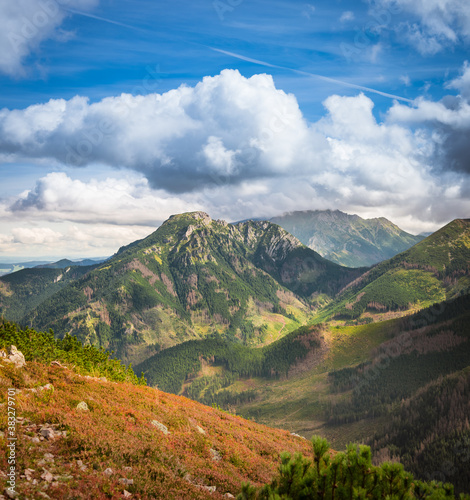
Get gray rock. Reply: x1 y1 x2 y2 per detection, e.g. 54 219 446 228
39 428 57 441
103 468 113 476
76 401 89 411
150 420 169 435
3 346 26 368
4 488 19 498
40 471 54 483
119 478 134 485
210 448 222 461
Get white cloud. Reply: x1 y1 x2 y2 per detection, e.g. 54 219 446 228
8 172 202 225
11 226 62 244
446 60 470 101
387 62 470 175
0 0 98 77
377 0 470 54
0 70 320 192
0 222 155 259
400 75 411 86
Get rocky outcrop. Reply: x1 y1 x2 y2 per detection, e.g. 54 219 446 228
0 345 26 368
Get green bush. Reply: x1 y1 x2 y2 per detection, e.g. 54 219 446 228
0 320 146 385
238 436 469 499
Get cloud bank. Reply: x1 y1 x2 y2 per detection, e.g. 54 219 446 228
1 68 469 256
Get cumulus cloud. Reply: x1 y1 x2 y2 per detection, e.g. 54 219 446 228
0 70 322 192
0 222 155 258
376 0 470 54
0 0 98 76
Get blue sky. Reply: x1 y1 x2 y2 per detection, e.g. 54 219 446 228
0 0 469 259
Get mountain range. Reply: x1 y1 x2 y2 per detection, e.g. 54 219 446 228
0 212 362 364
270 210 425 267
0 212 469 492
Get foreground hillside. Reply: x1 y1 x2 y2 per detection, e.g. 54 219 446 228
270 210 424 267
17 212 361 365
1 323 467 499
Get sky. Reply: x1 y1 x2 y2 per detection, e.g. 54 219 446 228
0 0 470 260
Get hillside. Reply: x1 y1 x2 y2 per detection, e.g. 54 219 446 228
322 219 470 321
19 212 361 365
211 295 470 492
141 290 470 492
0 322 311 499
1 323 467 499
270 210 424 268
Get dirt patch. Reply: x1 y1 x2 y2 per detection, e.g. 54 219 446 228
83 287 94 301
161 273 177 297
127 259 159 285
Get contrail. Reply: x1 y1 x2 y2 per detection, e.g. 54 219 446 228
66 10 413 103
212 48 413 103
64 9 152 34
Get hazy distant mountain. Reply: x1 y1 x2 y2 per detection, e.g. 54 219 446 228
21 212 362 365
270 210 425 267
35 258 106 269
0 257 106 277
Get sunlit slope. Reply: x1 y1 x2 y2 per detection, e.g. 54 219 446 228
320 219 470 321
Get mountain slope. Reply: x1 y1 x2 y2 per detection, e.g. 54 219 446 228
270 210 424 267
0 323 313 499
22 212 361 365
187 294 470 492
323 219 470 321
0 265 95 323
